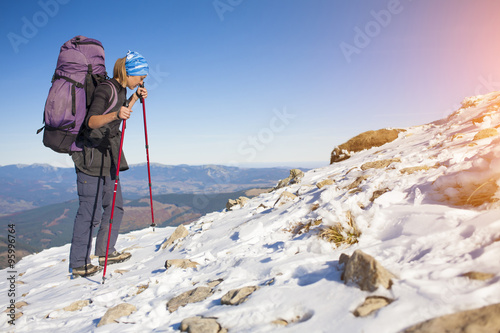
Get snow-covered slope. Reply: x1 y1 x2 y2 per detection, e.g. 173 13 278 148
2 92 500 332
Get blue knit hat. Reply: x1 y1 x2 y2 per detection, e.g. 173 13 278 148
125 51 149 76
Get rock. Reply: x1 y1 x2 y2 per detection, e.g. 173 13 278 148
274 191 297 207
13 312 23 320
290 169 305 181
461 271 495 281
361 158 401 170
316 179 334 189
343 250 396 292
339 253 350 267
330 128 404 164
63 300 90 312
226 199 238 210
167 286 214 313
14 301 28 309
164 259 199 270
226 196 250 210
161 224 189 250
401 303 500 333
221 286 259 306
353 296 393 317
237 196 249 206
272 319 289 326
180 316 227 333
114 269 130 274
5 301 27 320
207 279 224 288
97 303 137 327
275 169 305 189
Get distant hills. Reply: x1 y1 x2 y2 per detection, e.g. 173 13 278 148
0 163 292 268
0 163 292 215
0 188 265 257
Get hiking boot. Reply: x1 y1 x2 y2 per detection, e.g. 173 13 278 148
99 251 131 266
72 264 103 278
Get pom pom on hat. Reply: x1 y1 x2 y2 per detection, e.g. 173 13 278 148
125 51 149 76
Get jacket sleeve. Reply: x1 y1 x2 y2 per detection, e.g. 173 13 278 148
82 83 113 148
85 83 112 127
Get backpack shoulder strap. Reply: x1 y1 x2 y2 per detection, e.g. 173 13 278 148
100 80 118 115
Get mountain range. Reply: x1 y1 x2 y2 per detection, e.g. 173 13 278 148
0 164 294 268
0 163 293 216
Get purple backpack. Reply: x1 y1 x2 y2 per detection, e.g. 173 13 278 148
38 36 108 154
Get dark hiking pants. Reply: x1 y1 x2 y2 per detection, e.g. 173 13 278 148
69 169 124 269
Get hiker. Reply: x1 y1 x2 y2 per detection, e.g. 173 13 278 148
69 51 149 277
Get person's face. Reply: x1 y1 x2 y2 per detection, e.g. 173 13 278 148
126 75 147 89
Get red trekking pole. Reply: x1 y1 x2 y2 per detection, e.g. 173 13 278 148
102 106 127 284
140 83 156 231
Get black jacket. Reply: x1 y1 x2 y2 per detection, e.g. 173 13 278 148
72 78 129 177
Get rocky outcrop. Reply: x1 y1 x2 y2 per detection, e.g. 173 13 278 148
180 316 227 333
461 271 495 281
63 300 90 312
342 250 396 292
330 128 404 164
226 196 250 210
161 224 189 250
275 169 305 189
167 287 214 313
274 191 297 207
316 179 334 189
221 286 259 306
353 296 393 317
97 303 136 327
401 303 500 333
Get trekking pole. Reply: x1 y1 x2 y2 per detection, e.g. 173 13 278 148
140 83 156 231
102 103 127 284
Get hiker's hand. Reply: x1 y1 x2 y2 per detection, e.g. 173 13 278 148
136 87 148 100
117 106 132 120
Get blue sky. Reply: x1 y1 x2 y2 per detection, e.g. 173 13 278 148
2 0 500 168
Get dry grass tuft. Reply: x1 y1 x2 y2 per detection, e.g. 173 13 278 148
465 178 500 207
134 283 149 296
346 175 368 190
472 114 492 125
370 188 391 202
435 176 500 207
400 165 435 174
330 128 405 164
461 98 478 109
319 211 361 247
285 219 322 236
473 128 498 141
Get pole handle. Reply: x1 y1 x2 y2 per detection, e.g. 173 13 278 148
139 83 145 104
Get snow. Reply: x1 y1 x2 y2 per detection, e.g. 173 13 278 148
2 91 500 332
